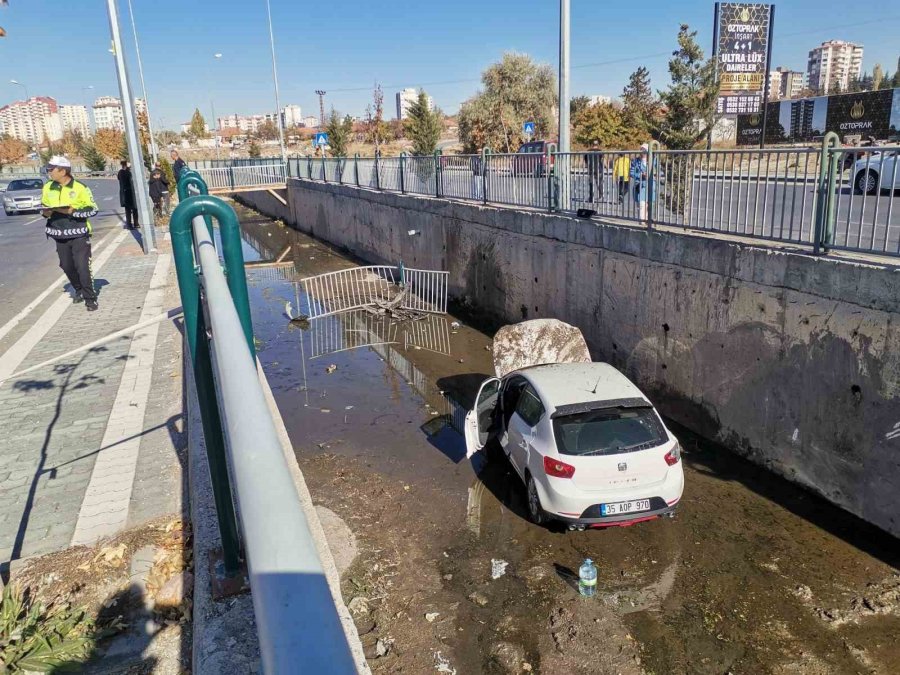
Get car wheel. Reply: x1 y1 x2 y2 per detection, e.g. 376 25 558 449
3 210 10 216
526 474 547 526
855 170 879 195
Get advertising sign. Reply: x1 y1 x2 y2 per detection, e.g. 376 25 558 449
736 88 900 145
715 3 773 115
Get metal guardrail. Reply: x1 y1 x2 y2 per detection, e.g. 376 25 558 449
170 177 356 673
286 137 899 258
195 162 286 191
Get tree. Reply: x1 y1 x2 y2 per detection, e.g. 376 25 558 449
189 108 208 139
94 128 125 158
569 95 591 119
878 71 893 90
573 102 643 149
873 64 884 90
0 134 28 168
155 129 180 149
255 120 279 141
622 67 658 136
458 52 556 153
81 142 108 172
656 24 718 150
248 140 261 158
324 108 353 157
893 67 900 88
59 130 84 158
404 90 443 155
157 157 176 193
364 84 392 151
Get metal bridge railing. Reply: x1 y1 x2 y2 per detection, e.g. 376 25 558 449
288 136 899 258
170 175 356 673
195 162 286 191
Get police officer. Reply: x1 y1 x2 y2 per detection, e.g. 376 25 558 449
41 156 100 311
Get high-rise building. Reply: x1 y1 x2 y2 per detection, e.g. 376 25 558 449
215 113 278 134
282 104 302 128
395 88 433 120
0 96 63 144
301 115 319 128
767 68 807 99
807 40 863 94
59 104 91 137
93 96 124 131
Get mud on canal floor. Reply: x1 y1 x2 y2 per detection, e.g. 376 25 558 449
232 203 899 674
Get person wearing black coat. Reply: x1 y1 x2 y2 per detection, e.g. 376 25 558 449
117 160 139 229
148 170 168 219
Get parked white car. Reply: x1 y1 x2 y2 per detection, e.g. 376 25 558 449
465 320 683 530
853 151 900 195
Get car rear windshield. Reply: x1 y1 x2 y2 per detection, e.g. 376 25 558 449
8 179 42 191
552 407 667 457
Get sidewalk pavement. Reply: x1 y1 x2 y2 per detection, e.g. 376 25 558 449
0 226 185 576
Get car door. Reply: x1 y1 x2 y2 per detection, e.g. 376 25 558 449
464 377 501 458
507 385 545 478
885 152 900 190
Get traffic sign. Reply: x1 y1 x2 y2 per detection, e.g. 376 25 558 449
523 121 535 137
314 132 328 147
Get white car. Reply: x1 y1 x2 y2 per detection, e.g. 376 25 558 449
465 361 684 530
853 150 900 195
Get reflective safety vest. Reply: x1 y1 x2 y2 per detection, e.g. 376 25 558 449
613 155 630 180
42 178 98 240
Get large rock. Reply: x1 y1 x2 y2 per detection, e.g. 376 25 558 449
492 319 590 378
154 570 194 609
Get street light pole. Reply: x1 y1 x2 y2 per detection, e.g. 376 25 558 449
126 0 158 165
105 0 156 253
210 53 222 161
558 0 570 153
9 79 33 146
264 0 287 165
81 85 95 135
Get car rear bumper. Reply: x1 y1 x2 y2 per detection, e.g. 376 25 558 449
553 498 680 527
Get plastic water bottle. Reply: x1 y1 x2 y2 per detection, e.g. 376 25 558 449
578 558 597 598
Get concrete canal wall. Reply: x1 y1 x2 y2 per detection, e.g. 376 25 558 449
237 180 900 537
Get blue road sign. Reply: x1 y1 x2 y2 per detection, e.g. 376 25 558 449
314 132 328 146
523 121 535 136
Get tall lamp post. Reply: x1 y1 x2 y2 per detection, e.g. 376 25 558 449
105 0 156 253
558 0 570 153
126 0 158 165
210 53 222 160
9 79 33 146
81 85 95 134
264 0 287 165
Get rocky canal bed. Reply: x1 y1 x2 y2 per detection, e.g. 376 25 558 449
235 204 900 674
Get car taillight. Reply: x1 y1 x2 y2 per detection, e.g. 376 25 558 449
665 443 681 466
543 455 575 479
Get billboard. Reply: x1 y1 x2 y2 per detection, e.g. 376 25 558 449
736 88 900 145
715 3 773 116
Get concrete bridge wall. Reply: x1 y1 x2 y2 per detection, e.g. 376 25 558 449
237 180 900 537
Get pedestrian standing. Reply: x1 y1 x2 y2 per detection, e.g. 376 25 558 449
170 149 187 182
41 156 100 311
584 142 604 203
630 144 651 223
152 163 172 215
117 160 139 229
613 154 630 205
148 169 166 219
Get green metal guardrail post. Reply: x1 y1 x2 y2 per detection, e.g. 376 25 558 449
647 140 661 229
481 147 490 205
813 132 840 255
375 151 381 190
354 153 360 187
434 149 442 197
399 152 406 194
170 197 242 576
177 174 216 252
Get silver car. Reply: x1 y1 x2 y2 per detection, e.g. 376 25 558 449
3 178 44 216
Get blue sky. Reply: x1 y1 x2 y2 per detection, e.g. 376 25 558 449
1 1 898 130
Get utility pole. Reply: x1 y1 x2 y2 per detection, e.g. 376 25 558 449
126 0 157 165
265 0 287 166
558 0 570 153
105 0 155 253
315 90 326 130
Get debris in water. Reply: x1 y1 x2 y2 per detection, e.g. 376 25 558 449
433 650 457 674
375 638 392 657
325 364 337 374
450 321 460 329
468 591 489 607
491 559 509 580
425 612 440 622
283 301 309 324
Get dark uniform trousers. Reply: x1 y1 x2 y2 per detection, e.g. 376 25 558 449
56 236 96 301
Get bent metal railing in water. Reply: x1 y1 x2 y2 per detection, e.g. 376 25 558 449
288 138 899 259
169 185 356 673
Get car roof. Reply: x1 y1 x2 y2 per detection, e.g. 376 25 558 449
515 362 648 411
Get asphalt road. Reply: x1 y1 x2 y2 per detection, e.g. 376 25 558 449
0 178 126 328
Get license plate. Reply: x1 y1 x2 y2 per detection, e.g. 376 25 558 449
601 499 651 516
